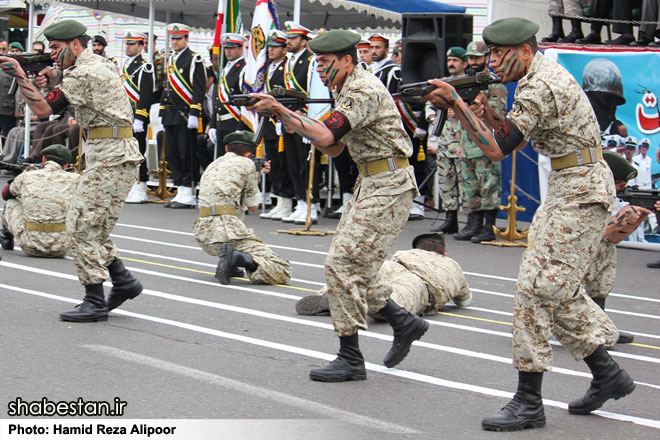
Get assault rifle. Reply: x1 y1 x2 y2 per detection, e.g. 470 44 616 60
617 185 660 226
3 53 54 95
221 87 334 144
0 161 44 174
394 71 501 137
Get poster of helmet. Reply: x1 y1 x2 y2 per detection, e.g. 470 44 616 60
543 49 660 189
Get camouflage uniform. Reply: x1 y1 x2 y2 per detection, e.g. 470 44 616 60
582 238 619 344
60 48 143 285
436 115 462 211
366 249 471 317
509 52 618 372
2 161 79 257
548 0 588 16
326 64 417 336
194 152 290 285
458 83 507 211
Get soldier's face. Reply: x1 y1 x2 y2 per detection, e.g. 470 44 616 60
125 42 142 57
267 45 286 62
446 56 466 76
316 53 350 88
467 55 487 72
170 36 188 52
488 44 530 83
358 47 372 64
48 40 78 69
92 42 105 55
224 46 243 61
370 41 387 62
286 35 305 53
0 42 7 54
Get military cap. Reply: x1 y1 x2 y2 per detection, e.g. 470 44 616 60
412 232 445 249
268 30 287 47
41 144 72 165
446 46 467 60
167 23 191 39
9 42 24 52
43 20 87 41
639 137 651 148
368 33 389 44
285 21 312 39
483 17 539 47
124 31 147 43
395 38 403 48
465 40 488 56
308 30 361 54
224 130 257 148
92 35 107 47
357 39 371 49
624 136 638 149
222 33 247 47
603 151 637 181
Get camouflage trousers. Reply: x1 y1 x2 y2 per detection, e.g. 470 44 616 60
2 199 69 258
67 162 137 285
325 186 415 336
548 0 587 16
513 199 618 372
367 260 432 318
583 239 616 299
199 236 291 285
460 156 502 211
437 156 460 211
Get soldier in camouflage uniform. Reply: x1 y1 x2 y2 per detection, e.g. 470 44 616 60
194 131 291 286
543 0 587 43
249 30 427 382
0 145 79 257
1 20 144 323
455 41 507 243
425 18 635 431
296 232 472 317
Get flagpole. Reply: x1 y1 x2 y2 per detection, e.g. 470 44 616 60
294 0 301 23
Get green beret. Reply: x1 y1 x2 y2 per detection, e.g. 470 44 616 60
603 151 637 182
483 17 539 47
41 144 72 165
308 30 361 54
446 46 467 60
223 130 257 148
412 232 445 249
44 20 87 41
9 42 24 52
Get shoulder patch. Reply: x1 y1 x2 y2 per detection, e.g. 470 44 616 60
341 99 353 111
511 102 524 116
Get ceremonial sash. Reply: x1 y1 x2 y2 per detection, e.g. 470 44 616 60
167 54 193 106
285 57 306 92
121 64 140 103
218 74 241 121
394 98 420 132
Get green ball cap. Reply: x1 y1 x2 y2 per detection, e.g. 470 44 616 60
41 144 71 164
308 30 361 54
412 232 445 249
223 130 257 148
603 151 637 182
44 20 87 41
447 46 467 60
483 17 539 47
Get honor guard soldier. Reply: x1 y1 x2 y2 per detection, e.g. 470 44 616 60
356 39 372 70
259 30 296 221
1 145 79 257
281 21 322 224
249 30 427 382
1 20 144 322
195 131 291 285
424 17 635 431
160 23 206 208
122 31 155 204
210 33 246 158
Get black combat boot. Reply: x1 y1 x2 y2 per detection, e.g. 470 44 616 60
454 211 483 241
215 243 258 285
558 19 584 42
431 210 458 234
106 258 143 311
309 334 367 382
542 16 564 42
482 371 546 431
59 283 109 322
0 229 14 250
592 297 634 344
471 209 498 243
378 299 429 368
568 345 636 415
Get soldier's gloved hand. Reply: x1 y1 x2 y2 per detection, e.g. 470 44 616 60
187 115 199 130
302 137 312 145
413 127 427 140
275 122 283 136
133 119 145 133
208 128 217 145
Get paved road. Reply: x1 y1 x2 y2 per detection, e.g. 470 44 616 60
1 190 659 439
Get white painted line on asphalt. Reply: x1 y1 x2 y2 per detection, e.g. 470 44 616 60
84 345 420 435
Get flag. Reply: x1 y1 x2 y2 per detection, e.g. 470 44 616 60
241 0 279 131
211 0 242 58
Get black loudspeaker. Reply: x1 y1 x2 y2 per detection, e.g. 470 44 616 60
0 18 8 43
401 13 473 84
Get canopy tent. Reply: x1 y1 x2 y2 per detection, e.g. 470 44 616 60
31 0 465 32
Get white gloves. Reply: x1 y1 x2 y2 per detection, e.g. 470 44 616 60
413 127 427 140
187 115 199 130
133 119 145 133
302 136 312 145
158 116 163 127
208 128 217 145
275 121 283 136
